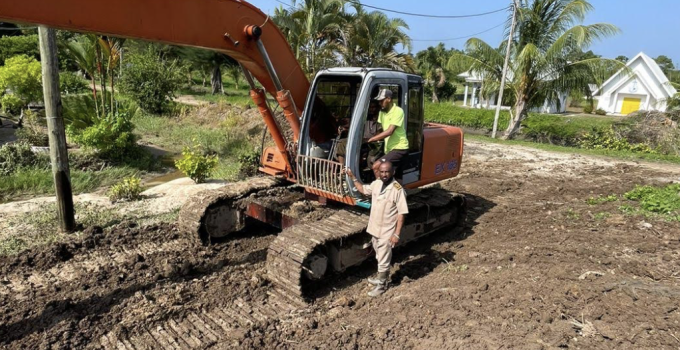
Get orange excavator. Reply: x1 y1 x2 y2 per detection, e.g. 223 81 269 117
0 0 465 305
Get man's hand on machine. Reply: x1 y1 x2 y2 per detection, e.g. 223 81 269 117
342 167 355 179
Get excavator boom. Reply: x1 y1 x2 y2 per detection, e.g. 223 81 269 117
0 0 309 113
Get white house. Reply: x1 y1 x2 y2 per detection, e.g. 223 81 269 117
594 52 677 114
458 71 568 114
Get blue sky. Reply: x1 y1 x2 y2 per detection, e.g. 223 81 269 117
253 0 680 66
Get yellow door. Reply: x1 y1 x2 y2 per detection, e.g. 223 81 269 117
620 97 641 114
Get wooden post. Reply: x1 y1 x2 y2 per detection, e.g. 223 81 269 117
38 26 76 232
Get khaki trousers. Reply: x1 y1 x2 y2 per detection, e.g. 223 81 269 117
371 236 392 273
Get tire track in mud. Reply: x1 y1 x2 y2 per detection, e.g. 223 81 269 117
0 222 285 349
98 293 297 349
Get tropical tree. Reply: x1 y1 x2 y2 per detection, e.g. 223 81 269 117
61 34 124 117
416 43 456 102
274 0 414 74
343 7 413 71
449 0 621 139
655 55 675 77
615 55 628 63
274 0 346 76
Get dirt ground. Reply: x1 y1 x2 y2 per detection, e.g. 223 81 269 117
2 140 680 350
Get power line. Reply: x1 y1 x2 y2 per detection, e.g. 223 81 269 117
274 0 509 19
346 1 509 19
412 22 506 42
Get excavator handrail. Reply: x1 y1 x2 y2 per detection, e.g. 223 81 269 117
0 0 309 114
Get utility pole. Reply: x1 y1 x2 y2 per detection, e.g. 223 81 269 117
38 26 76 232
491 0 519 139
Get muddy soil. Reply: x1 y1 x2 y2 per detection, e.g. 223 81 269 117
2 140 680 349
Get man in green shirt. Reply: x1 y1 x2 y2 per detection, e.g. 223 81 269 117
367 89 409 180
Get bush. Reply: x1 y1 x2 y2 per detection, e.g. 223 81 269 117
425 103 510 130
615 111 680 156
67 113 137 156
583 105 594 114
0 35 39 65
63 94 104 130
424 81 457 102
0 141 38 176
107 176 143 202
0 94 24 116
0 55 43 110
14 109 48 146
237 150 261 178
118 48 185 114
59 71 89 94
64 95 141 157
578 127 655 153
175 142 218 183
595 108 607 116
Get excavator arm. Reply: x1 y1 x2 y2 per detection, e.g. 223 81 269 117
0 0 307 177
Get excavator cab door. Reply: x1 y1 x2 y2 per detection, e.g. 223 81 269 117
402 78 425 184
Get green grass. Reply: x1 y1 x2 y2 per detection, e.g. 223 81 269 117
133 114 254 156
0 167 141 203
133 112 258 182
465 134 680 164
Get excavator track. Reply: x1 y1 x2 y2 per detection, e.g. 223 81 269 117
266 187 466 306
178 176 283 243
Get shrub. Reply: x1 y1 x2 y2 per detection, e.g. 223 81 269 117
424 81 457 101
0 141 38 176
425 103 510 130
63 94 104 130
0 55 43 110
107 176 144 202
615 111 680 156
0 94 24 116
65 95 140 157
0 35 39 65
594 108 607 116
237 150 261 178
118 48 185 114
578 127 655 153
583 105 594 114
15 109 49 146
67 113 137 156
59 71 89 94
175 142 218 183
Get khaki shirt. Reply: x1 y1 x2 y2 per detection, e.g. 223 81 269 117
364 179 409 239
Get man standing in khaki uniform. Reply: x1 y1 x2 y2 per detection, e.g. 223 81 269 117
345 161 408 297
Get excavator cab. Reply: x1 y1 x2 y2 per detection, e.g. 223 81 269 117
297 68 430 205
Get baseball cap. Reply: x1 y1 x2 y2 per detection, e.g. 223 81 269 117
374 89 393 101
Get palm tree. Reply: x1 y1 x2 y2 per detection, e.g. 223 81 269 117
331 4 413 72
416 43 452 102
449 0 621 139
274 0 414 74
274 0 346 76
60 35 100 114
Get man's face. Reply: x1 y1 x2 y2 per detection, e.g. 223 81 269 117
378 162 394 182
368 102 379 117
379 97 391 112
